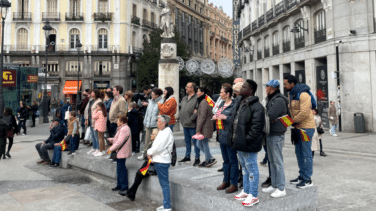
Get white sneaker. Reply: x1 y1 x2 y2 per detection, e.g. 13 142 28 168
262 186 276 193
87 149 95 154
271 188 286 198
242 195 259 207
94 151 104 157
92 150 99 155
132 152 135 156
156 205 164 211
234 189 248 201
333 134 338 137
138 155 144 160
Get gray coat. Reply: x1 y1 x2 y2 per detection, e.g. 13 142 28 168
143 96 163 128
180 94 198 128
265 92 289 136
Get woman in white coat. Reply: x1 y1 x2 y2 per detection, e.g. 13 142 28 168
312 109 326 157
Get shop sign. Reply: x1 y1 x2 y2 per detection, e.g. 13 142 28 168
94 81 110 89
233 0 241 68
3 69 16 87
27 74 38 83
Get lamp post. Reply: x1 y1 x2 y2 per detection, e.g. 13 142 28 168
134 52 140 92
0 0 11 116
42 21 52 123
76 39 82 112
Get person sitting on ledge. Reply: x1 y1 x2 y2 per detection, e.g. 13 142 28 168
35 117 64 165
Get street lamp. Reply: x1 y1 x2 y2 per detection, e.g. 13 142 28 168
0 0 11 116
290 22 308 34
134 52 140 92
42 21 52 123
76 39 82 112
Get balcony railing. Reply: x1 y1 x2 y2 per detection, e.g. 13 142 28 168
286 0 298 11
91 45 114 54
295 37 305 49
283 41 291 52
257 51 262 60
258 15 265 27
65 12 84 21
314 28 326 44
275 1 285 17
221 36 229 43
151 0 157 5
142 19 152 29
264 48 270 58
239 30 243 40
151 22 158 29
42 12 60 21
210 31 215 37
243 24 251 37
252 20 258 31
266 9 274 23
13 12 32 21
272 45 279 55
93 13 113 21
131 16 140 25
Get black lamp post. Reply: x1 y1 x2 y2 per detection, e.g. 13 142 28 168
134 52 140 92
0 0 11 116
42 21 52 123
76 39 82 112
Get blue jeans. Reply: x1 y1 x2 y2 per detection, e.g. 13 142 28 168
183 127 200 159
81 115 85 132
109 123 117 138
168 124 174 131
197 138 212 161
116 158 128 191
90 126 99 150
70 135 79 153
330 124 338 135
238 151 259 197
266 135 285 190
220 143 239 185
295 129 315 181
52 145 62 164
262 144 268 164
154 163 171 209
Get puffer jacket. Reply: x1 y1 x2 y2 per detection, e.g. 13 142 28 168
217 100 236 146
265 91 289 136
143 96 163 128
45 123 65 144
288 84 315 129
228 96 265 153
196 96 214 139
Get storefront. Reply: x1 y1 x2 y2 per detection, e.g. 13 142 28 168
94 81 110 96
63 80 82 106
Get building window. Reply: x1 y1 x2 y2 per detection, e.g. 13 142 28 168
18 0 29 13
69 28 80 49
94 61 111 76
143 9 148 20
132 31 136 47
99 0 108 13
316 10 325 30
66 61 83 72
295 19 304 39
98 28 108 49
17 28 28 50
47 0 58 13
151 12 155 24
132 4 137 16
70 0 80 14
283 26 290 42
272 31 279 46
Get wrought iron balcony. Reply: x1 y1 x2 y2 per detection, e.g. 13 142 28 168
295 37 305 50
252 20 258 31
283 41 291 52
264 48 270 58
221 36 229 43
272 45 279 55
275 1 285 17
13 12 32 21
142 19 152 29
257 51 262 60
65 12 84 21
258 15 265 27
314 28 326 44
266 9 274 23
93 13 113 21
239 30 243 40
286 0 297 11
131 16 140 25
243 24 251 37
42 12 60 21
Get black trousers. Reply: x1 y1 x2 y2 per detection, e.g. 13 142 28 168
32 115 36 126
128 160 151 195
132 133 140 153
18 119 27 134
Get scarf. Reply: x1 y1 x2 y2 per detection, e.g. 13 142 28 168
289 83 317 109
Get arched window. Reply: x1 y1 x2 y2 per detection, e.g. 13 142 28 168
283 26 290 43
17 28 28 50
69 28 80 49
316 10 325 30
264 35 269 49
272 31 279 46
143 34 148 43
98 28 108 49
295 19 304 39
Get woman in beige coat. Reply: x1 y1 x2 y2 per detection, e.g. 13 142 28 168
312 109 326 157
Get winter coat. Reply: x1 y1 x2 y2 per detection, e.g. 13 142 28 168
0 120 7 155
50 100 58 109
217 100 236 146
104 98 113 113
196 96 214 139
147 127 174 164
312 115 322 151
30 105 39 116
84 98 93 120
143 96 163 128
19 107 29 120
228 96 265 153
329 105 338 125
109 124 132 159
79 97 90 115
45 123 65 144
90 99 102 127
158 97 177 125
60 103 71 120
180 94 198 128
265 91 289 136
127 109 140 134
109 95 127 123
288 84 315 129
93 110 107 132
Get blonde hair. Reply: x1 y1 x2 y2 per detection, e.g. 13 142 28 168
125 91 133 104
233 82 244 93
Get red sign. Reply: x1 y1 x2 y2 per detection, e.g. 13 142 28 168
27 74 38 83
3 70 16 87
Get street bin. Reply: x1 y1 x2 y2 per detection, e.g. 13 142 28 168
354 113 365 133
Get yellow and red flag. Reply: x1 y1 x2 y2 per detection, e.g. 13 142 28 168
107 149 111 154
216 119 224 130
205 95 215 107
279 115 294 128
139 159 152 176
60 140 67 151
300 129 311 142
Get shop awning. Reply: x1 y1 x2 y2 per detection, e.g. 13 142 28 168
63 80 82 94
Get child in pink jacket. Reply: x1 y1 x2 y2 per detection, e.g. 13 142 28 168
93 102 107 156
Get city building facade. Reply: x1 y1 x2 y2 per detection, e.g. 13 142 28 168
238 0 376 132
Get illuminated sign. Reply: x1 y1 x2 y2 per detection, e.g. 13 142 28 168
27 74 38 83
3 70 16 87
233 0 240 68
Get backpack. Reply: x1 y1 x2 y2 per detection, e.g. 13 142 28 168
171 142 177 167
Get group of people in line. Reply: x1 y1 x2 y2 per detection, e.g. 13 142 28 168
29 74 340 210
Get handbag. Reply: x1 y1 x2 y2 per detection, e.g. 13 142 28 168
84 127 92 140
110 134 130 161
64 107 71 120
317 126 325 134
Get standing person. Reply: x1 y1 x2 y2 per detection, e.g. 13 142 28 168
230 80 265 207
147 115 174 211
60 99 72 135
67 111 80 156
232 82 243 98
1 107 19 159
0 119 8 161
124 91 133 112
195 87 216 167
212 83 232 115
30 101 39 127
104 92 114 113
283 75 316 189
261 80 289 198
18 102 29 135
108 115 132 195
140 85 152 115
329 100 338 137
127 103 140 154
79 90 90 140
87 89 102 155
83 90 94 145
109 86 127 138
50 98 58 117
139 88 163 160
157 87 177 131
179 82 201 166
215 86 239 193
312 109 326 157
93 102 108 156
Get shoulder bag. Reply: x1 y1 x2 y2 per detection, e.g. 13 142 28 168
110 133 130 161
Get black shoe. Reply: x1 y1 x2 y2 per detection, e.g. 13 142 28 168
51 163 59 167
112 187 121 191
31 125 35 127
320 151 327 157
67 152 76 156
296 179 313 189
193 158 200 166
2 154 6 159
205 158 217 167
49 162 56 166
198 161 208 167
88 142 93 147
5 152 11 158
118 189 128 196
239 182 243 189
290 176 303 185
178 157 191 163
217 167 223 172
126 191 135 201
262 177 271 187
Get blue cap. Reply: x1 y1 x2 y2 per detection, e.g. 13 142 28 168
264 79 280 88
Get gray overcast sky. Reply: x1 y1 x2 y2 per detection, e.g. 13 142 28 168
208 0 233 18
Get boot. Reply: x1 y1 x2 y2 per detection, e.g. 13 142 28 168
5 152 11 158
225 184 238 194
2 154 6 159
80 133 85 140
125 191 135 201
217 182 230 190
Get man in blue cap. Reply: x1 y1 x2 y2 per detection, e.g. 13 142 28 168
261 79 290 198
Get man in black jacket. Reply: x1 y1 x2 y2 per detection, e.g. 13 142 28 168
78 89 90 140
35 118 65 165
229 80 265 207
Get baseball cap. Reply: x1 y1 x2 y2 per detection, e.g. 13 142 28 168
264 79 280 88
